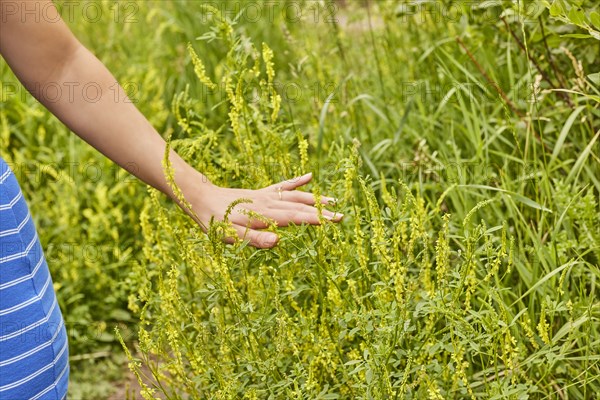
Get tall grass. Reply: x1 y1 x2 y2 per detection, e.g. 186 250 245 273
118 1 599 398
1 0 598 397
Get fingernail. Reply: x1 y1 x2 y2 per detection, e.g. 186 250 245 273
289 172 312 183
324 213 344 221
324 197 338 204
263 233 279 247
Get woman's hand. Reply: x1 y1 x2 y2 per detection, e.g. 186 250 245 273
184 172 343 249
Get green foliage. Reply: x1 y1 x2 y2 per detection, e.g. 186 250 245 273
2 0 598 397
119 2 599 399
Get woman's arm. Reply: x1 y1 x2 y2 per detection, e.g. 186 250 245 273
0 0 341 248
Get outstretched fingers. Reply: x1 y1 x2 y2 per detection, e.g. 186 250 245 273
224 203 342 247
267 204 343 226
280 190 337 206
229 202 343 229
267 173 338 206
215 173 343 248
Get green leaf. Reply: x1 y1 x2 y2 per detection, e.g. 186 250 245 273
344 360 363 366
589 29 600 40
317 91 335 162
511 261 580 306
549 0 564 17
109 309 132 321
591 11 600 29
459 185 553 212
568 8 585 26
567 129 600 183
588 72 600 86
554 315 589 342
550 105 585 166
552 88 600 103
561 33 593 39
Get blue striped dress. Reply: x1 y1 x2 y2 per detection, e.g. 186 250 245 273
0 157 69 399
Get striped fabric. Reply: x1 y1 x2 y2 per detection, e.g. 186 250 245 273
0 157 69 399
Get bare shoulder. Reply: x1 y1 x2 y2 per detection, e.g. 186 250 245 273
0 0 80 83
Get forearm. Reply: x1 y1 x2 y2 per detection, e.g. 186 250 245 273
30 44 210 201
0 0 341 249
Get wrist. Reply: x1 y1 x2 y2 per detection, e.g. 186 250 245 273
175 166 215 201
165 153 216 204
161 148 221 228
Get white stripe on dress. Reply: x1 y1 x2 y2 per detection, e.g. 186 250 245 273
0 191 23 210
0 298 58 342
0 319 64 367
0 231 38 264
0 253 44 290
0 212 31 238
0 169 11 184
30 361 69 400
0 339 68 392
0 274 51 316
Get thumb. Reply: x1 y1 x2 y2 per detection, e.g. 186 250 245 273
256 231 279 248
232 224 280 248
